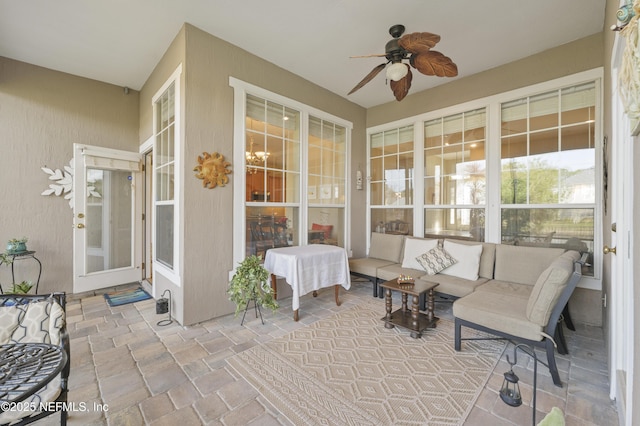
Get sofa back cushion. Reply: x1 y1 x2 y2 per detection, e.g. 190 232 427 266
526 250 580 326
0 299 65 345
443 239 496 279
368 233 405 263
494 245 566 285
401 237 438 270
439 240 483 281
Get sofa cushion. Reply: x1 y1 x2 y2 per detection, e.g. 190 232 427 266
368 233 405 263
526 250 580 326
418 275 488 298
475 280 533 299
416 245 457 275
349 257 396 278
453 290 544 341
401 237 438 270
444 239 496 279
440 240 483 281
494 245 566 285
376 264 425 282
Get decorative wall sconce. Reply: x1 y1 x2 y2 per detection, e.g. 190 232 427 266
193 152 232 188
156 289 173 326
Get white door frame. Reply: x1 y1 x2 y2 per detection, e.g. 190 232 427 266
609 28 635 424
72 143 143 293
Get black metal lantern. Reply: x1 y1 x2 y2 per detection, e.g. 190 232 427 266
499 344 538 426
500 368 522 407
156 289 173 326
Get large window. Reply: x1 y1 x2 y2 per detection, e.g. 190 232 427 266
424 108 486 241
501 82 596 274
231 81 353 262
154 82 176 269
245 95 301 258
308 117 347 246
366 71 601 281
369 125 414 236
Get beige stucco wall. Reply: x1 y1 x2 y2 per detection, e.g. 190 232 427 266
0 56 139 295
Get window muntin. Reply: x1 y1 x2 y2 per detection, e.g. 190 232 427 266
423 108 486 240
500 82 596 275
154 82 176 269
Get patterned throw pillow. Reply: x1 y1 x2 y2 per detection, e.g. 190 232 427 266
416 245 458 275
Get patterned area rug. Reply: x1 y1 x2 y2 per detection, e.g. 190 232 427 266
227 300 506 425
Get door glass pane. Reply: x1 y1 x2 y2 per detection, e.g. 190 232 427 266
86 169 133 274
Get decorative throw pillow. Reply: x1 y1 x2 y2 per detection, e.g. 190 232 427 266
401 238 438 270
439 240 483 281
416 245 457 275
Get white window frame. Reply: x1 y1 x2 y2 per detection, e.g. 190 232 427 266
151 64 183 285
366 68 603 290
229 77 353 275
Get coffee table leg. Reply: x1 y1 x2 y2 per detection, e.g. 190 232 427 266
384 288 394 329
270 274 278 300
427 288 435 325
334 285 341 306
410 294 421 338
401 292 408 312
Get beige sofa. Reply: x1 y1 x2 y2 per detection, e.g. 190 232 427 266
349 233 584 386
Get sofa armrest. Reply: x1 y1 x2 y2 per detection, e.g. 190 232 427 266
541 254 586 338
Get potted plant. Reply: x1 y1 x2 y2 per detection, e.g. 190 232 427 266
8 280 33 294
228 255 278 320
6 237 28 254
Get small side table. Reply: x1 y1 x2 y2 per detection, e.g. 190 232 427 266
0 251 42 294
380 278 439 338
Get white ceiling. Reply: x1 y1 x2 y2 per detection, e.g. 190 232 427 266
0 0 606 108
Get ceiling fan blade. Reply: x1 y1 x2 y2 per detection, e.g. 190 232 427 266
398 32 441 53
411 51 458 77
348 63 387 95
349 54 386 58
390 67 412 101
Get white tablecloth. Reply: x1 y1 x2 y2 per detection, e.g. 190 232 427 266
264 244 351 311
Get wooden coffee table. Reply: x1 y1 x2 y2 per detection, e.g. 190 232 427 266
379 278 439 338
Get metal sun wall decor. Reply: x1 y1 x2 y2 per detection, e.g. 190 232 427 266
193 152 232 189
41 160 100 208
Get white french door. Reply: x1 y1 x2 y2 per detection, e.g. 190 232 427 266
72 144 143 293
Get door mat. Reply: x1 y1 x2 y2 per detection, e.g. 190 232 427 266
104 287 151 307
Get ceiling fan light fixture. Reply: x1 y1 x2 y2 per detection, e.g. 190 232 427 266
386 62 408 82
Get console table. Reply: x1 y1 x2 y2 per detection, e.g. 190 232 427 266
264 244 351 321
0 251 42 294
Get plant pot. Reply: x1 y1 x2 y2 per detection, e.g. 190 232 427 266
6 242 27 254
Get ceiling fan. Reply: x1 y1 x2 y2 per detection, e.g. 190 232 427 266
348 24 458 101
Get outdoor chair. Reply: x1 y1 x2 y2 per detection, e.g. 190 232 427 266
0 293 70 425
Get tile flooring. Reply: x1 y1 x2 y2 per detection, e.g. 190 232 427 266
33 280 617 425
